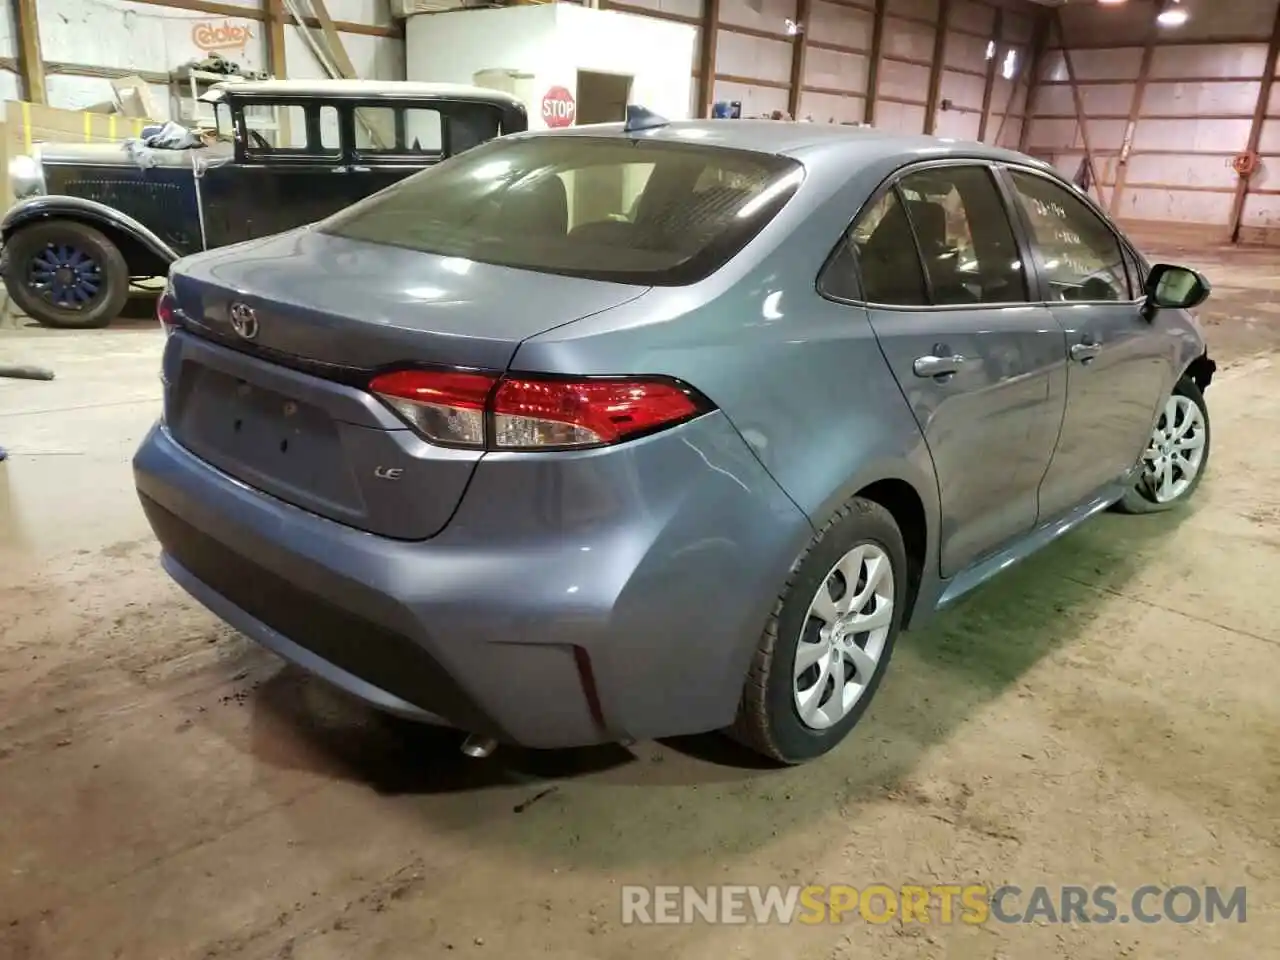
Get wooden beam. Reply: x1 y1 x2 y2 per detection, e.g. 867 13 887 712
977 8 1001 142
1108 16 1158 216
864 0 887 124
306 0 359 79
1017 11 1050 153
267 0 288 79
1054 10 1103 203
12 0 45 104
923 0 951 135
697 0 720 117
787 0 811 120
1229 0 1280 243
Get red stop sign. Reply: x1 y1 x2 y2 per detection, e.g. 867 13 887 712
541 86 576 128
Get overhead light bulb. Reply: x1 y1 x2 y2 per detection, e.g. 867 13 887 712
1157 2 1188 26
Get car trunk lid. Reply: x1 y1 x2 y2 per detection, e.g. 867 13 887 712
164 228 648 539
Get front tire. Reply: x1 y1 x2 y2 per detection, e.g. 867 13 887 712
728 497 907 764
3 220 129 329
1115 376 1211 514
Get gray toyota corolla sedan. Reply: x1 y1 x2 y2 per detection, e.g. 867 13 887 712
133 116 1214 764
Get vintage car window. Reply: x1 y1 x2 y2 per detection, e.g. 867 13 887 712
354 106 443 156
213 102 233 140
239 102 337 158
1008 170 1129 302
847 190 928 305
319 105 340 152
897 166 1029 305
321 136 803 286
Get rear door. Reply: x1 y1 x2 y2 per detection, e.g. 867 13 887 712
847 162 1066 579
1001 166 1173 520
202 101 355 247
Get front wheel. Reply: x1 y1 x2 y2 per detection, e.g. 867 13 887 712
728 497 907 764
3 220 130 329
1115 376 1211 514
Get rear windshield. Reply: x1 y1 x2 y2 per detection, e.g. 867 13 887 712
320 135 804 286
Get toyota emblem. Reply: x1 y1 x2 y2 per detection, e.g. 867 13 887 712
229 302 259 340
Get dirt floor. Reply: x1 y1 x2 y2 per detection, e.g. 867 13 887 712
2 247 1280 959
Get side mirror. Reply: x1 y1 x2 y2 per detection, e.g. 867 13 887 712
1144 263 1211 315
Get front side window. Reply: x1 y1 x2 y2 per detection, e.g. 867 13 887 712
322 136 803 286
1008 169 1129 302
897 166 1028 305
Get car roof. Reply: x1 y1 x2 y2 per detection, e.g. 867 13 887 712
525 118 1050 170
207 79 525 109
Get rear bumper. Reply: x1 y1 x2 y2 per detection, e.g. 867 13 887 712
133 415 811 749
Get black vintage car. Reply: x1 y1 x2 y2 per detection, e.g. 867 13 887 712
1 79 527 328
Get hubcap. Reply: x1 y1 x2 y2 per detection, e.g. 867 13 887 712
793 543 895 730
28 243 103 310
1141 394 1206 503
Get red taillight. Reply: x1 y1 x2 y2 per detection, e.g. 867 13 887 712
157 289 177 335
492 377 702 448
368 369 707 450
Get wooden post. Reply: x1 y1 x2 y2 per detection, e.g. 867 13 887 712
1229 0 1280 243
267 0 288 80
864 0 887 124
1053 10 1103 202
1109 15 1158 215
697 0 720 117
12 0 45 104
924 0 951 134
1018 12 1050 153
978 9 1002 142
786 0 811 120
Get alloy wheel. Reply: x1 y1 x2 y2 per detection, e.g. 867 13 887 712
1142 394 1207 503
793 543 895 730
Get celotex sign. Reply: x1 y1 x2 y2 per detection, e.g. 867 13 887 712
541 85 576 129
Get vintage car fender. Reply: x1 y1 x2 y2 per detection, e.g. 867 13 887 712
0 194 181 265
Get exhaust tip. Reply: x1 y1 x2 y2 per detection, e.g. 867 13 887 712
461 734 498 759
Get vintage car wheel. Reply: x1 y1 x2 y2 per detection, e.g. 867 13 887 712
1115 376 1211 514
728 497 907 764
4 220 130 329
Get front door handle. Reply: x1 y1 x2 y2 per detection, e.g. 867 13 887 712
1070 342 1102 363
913 354 968 378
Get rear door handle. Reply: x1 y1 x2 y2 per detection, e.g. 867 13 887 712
1070 342 1102 363
913 354 968 378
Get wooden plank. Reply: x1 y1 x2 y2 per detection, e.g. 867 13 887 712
12 0 44 104
978 8 1001 142
307 0 359 80
1230 0 1280 242
697 0 720 117
924 0 951 134
787 0 812 119
864 0 887 124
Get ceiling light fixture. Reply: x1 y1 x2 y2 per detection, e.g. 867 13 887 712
1157 1 1189 27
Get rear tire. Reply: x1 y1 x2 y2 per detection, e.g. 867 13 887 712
728 497 907 764
1115 377 1210 515
3 220 129 329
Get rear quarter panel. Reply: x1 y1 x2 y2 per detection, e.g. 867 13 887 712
513 157 942 607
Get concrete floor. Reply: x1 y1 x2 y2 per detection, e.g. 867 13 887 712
2 246 1279 959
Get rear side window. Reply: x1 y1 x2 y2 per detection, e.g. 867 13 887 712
1008 170 1129 302
321 136 804 286
843 190 928 305
897 166 1028 305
